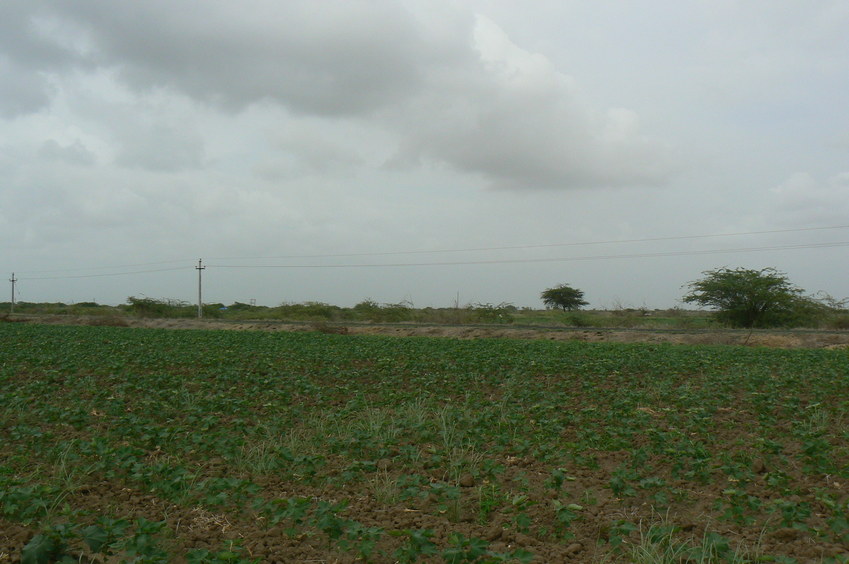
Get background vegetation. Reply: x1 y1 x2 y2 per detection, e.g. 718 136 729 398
682 268 836 329
2 266 848 330
540 284 588 312
3 297 848 330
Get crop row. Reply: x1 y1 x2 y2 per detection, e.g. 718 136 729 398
1 323 848 562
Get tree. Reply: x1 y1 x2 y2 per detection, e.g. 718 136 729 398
541 284 588 311
682 267 810 328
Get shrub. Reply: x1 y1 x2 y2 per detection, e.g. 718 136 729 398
683 268 811 328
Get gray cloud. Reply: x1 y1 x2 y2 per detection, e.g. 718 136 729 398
37 0 429 116
1 1 672 189
386 16 673 189
114 123 204 172
0 57 54 117
255 129 364 180
770 172 849 226
38 138 96 165
0 2 86 116
1 1 847 308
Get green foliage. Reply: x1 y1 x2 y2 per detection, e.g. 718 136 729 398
682 267 813 328
471 302 515 324
186 545 258 564
552 500 583 538
392 529 438 563
353 299 414 322
273 301 343 321
563 312 593 327
120 517 168 561
540 284 588 311
625 521 760 564
126 296 208 318
21 524 76 564
3 323 849 561
2 301 118 316
1 299 783 328
441 532 490 562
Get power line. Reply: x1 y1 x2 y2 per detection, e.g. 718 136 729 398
15 259 194 275
208 240 849 269
206 224 849 260
9 224 849 281
19 266 188 281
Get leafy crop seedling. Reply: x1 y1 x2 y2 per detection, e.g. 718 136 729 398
1 323 847 561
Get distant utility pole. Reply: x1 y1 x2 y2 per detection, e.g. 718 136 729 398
9 273 16 314
196 259 205 319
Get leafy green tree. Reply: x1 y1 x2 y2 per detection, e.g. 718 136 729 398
541 284 588 311
682 267 813 328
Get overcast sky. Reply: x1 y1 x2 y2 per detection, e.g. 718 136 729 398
2 1 848 309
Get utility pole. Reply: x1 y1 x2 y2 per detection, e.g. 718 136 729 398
9 273 16 314
196 259 205 319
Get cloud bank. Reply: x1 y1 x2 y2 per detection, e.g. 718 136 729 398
2 0 672 190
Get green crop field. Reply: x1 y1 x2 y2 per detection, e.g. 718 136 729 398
1 323 848 563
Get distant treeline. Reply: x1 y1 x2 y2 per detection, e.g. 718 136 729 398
3 296 848 330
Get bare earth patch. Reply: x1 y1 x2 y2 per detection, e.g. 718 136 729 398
11 314 849 349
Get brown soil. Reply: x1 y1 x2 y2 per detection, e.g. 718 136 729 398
10 314 849 349
3 315 849 562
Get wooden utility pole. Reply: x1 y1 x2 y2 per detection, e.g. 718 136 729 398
196 259 205 319
9 273 16 314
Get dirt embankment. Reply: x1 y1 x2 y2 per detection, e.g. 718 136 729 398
6 314 849 349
